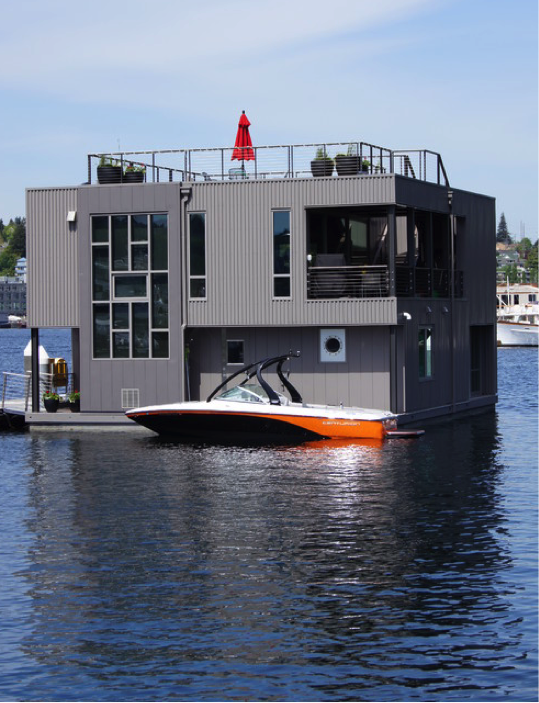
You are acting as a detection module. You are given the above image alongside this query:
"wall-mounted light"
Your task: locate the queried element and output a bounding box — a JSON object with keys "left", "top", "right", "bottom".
{"left": 400, "top": 312, "right": 412, "bottom": 321}
{"left": 426, "top": 306, "right": 432, "bottom": 314}
{"left": 67, "top": 211, "right": 77, "bottom": 222}
{"left": 442, "top": 306, "right": 449, "bottom": 314}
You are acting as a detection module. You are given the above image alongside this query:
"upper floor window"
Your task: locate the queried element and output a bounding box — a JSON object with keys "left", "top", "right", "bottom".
{"left": 273, "top": 210, "right": 291, "bottom": 298}
{"left": 189, "top": 213, "right": 206, "bottom": 299}
{"left": 91, "top": 214, "right": 169, "bottom": 359}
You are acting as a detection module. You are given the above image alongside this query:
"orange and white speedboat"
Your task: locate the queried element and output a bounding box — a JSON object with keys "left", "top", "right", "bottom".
{"left": 126, "top": 352, "right": 422, "bottom": 443}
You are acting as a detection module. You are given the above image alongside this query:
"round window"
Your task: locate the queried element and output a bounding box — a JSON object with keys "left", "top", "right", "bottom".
{"left": 324, "top": 336, "right": 341, "bottom": 354}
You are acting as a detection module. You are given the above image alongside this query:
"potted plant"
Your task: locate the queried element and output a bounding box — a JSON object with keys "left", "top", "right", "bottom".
{"left": 123, "top": 162, "right": 146, "bottom": 183}
{"left": 43, "top": 390, "right": 60, "bottom": 413}
{"left": 310, "top": 147, "right": 334, "bottom": 177}
{"left": 68, "top": 390, "right": 80, "bottom": 412}
{"left": 335, "top": 144, "right": 361, "bottom": 176}
{"left": 97, "top": 156, "right": 123, "bottom": 184}
{"left": 361, "top": 159, "right": 371, "bottom": 173}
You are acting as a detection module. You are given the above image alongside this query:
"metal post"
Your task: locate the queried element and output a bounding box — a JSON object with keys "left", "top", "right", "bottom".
{"left": 387, "top": 205, "right": 396, "bottom": 297}
{"left": 31, "top": 327, "right": 40, "bottom": 412}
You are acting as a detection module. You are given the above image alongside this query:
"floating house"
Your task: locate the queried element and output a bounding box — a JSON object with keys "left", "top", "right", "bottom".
{"left": 25, "top": 138, "right": 497, "bottom": 424}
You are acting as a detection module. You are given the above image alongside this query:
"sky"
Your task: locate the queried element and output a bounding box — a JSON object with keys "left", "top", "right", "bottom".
{"left": 1, "top": 0, "right": 537, "bottom": 239}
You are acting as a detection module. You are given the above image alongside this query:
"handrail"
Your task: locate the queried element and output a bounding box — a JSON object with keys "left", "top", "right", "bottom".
{"left": 88, "top": 141, "right": 449, "bottom": 186}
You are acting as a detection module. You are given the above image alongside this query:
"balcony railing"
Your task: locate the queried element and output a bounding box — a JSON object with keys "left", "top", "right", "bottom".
{"left": 307, "top": 265, "right": 389, "bottom": 299}
{"left": 88, "top": 141, "right": 450, "bottom": 187}
{"left": 396, "top": 267, "right": 464, "bottom": 298}
{"left": 306, "top": 265, "right": 463, "bottom": 300}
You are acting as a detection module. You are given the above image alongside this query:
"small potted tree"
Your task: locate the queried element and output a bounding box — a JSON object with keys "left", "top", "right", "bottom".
{"left": 310, "top": 147, "right": 334, "bottom": 177}
{"left": 97, "top": 156, "right": 123, "bottom": 184}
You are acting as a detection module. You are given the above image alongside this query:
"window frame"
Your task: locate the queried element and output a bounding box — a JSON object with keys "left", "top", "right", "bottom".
{"left": 91, "top": 214, "right": 169, "bottom": 360}
{"left": 272, "top": 209, "right": 291, "bottom": 299}
{"left": 418, "top": 326, "right": 434, "bottom": 380}
{"left": 188, "top": 212, "right": 207, "bottom": 300}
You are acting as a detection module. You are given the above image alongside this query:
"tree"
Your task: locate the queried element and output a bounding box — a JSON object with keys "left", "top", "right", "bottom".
{"left": 9, "top": 217, "right": 26, "bottom": 257}
{"left": 516, "top": 236, "right": 533, "bottom": 260}
{"left": 0, "top": 216, "right": 26, "bottom": 275}
{"left": 496, "top": 213, "right": 512, "bottom": 244}
{"left": 526, "top": 240, "right": 538, "bottom": 284}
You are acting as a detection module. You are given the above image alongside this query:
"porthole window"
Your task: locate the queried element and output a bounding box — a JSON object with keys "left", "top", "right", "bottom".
{"left": 320, "top": 328, "right": 346, "bottom": 362}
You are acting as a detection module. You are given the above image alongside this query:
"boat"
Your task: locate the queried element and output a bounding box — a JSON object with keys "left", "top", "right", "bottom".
{"left": 496, "top": 283, "right": 538, "bottom": 347}
{"left": 126, "top": 352, "right": 422, "bottom": 443}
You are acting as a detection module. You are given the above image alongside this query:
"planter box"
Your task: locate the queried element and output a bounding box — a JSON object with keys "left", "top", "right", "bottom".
{"left": 123, "top": 171, "right": 145, "bottom": 183}
{"left": 43, "top": 397, "right": 59, "bottom": 413}
{"left": 311, "top": 160, "right": 334, "bottom": 177}
{"left": 97, "top": 165, "right": 123, "bottom": 184}
{"left": 335, "top": 155, "right": 360, "bottom": 176}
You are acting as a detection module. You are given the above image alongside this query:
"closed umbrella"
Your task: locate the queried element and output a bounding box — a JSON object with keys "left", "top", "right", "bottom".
{"left": 232, "top": 111, "right": 255, "bottom": 168}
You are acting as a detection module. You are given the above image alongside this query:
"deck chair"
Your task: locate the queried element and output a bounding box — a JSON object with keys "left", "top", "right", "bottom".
{"left": 229, "top": 167, "right": 247, "bottom": 180}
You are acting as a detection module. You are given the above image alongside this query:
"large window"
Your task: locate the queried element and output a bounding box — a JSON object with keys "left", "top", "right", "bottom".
{"left": 273, "top": 210, "right": 291, "bottom": 297}
{"left": 91, "top": 214, "right": 169, "bottom": 359}
{"left": 418, "top": 327, "right": 433, "bottom": 379}
{"left": 189, "top": 213, "right": 206, "bottom": 298}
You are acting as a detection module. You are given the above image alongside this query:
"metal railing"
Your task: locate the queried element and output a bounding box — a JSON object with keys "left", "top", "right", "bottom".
{"left": 396, "top": 267, "right": 464, "bottom": 298}
{"left": 1, "top": 372, "right": 32, "bottom": 413}
{"left": 1, "top": 371, "right": 77, "bottom": 413}
{"left": 307, "top": 265, "right": 389, "bottom": 299}
{"left": 88, "top": 141, "right": 450, "bottom": 187}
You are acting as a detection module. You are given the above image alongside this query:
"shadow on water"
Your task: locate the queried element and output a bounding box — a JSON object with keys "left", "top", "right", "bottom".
{"left": 11, "top": 404, "right": 535, "bottom": 701}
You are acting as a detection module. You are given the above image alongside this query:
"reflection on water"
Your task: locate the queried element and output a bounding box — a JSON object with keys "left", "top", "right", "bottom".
{"left": 3, "top": 405, "right": 533, "bottom": 701}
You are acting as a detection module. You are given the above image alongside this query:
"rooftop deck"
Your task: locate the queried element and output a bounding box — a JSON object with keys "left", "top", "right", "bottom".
{"left": 88, "top": 141, "right": 450, "bottom": 186}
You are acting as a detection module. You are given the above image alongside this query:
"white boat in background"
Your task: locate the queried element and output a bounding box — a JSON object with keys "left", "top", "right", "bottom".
{"left": 496, "top": 283, "right": 538, "bottom": 347}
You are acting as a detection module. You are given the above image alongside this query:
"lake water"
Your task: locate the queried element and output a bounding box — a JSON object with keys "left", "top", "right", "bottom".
{"left": 0, "top": 330, "right": 537, "bottom": 701}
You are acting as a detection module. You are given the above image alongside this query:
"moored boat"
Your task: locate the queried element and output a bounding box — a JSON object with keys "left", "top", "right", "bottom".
{"left": 496, "top": 283, "right": 538, "bottom": 346}
{"left": 126, "top": 352, "right": 421, "bottom": 443}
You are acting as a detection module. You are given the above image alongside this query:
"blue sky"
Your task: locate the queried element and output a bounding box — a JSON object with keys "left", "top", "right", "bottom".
{"left": 1, "top": 0, "right": 537, "bottom": 239}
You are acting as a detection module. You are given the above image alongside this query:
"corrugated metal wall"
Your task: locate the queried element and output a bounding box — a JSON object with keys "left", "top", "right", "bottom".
{"left": 186, "top": 175, "right": 397, "bottom": 327}
{"left": 187, "top": 325, "right": 392, "bottom": 410}
{"left": 26, "top": 187, "right": 80, "bottom": 327}
{"left": 76, "top": 183, "right": 184, "bottom": 412}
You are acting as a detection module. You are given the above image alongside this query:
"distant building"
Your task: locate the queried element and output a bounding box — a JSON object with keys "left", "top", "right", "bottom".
{"left": 0, "top": 276, "right": 26, "bottom": 318}
{"left": 25, "top": 139, "right": 497, "bottom": 421}
{"left": 15, "top": 257, "right": 27, "bottom": 283}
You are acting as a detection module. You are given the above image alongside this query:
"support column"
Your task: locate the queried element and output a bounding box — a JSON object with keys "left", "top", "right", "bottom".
{"left": 31, "top": 327, "right": 40, "bottom": 412}
{"left": 387, "top": 205, "right": 396, "bottom": 297}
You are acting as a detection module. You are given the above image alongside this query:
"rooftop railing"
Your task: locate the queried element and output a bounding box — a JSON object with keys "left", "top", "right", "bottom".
{"left": 88, "top": 141, "right": 450, "bottom": 187}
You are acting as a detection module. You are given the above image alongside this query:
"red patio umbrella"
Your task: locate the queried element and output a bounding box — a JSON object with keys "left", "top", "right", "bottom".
{"left": 232, "top": 110, "right": 255, "bottom": 164}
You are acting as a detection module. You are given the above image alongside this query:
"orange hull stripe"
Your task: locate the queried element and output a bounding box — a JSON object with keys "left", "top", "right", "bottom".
{"left": 132, "top": 409, "right": 386, "bottom": 440}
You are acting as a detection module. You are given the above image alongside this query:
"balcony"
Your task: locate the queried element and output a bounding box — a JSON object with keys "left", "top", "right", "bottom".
{"left": 307, "top": 264, "right": 463, "bottom": 300}
{"left": 87, "top": 141, "right": 450, "bottom": 187}
{"left": 308, "top": 265, "right": 389, "bottom": 299}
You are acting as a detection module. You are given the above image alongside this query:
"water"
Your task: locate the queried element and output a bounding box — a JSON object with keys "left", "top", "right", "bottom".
{"left": 0, "top": 330, "right": 537, "bottom": 701}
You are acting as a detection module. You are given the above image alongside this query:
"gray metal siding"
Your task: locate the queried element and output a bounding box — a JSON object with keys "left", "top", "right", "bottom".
{"left": 188, "top": 325, "right": 392, "bottom": 410}
{"left": 186, "top": 175, "right": 397, "bottom": 327}
{"left": 26, "top": 187, "right": 79, "bottom": 327}
{"left": 77, "top": 183, "right": 184, "bottom": 412}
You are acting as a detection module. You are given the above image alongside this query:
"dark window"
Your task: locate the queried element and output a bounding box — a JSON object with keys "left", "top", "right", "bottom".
{"left": 273, "top": 211, "right": 291, "bottom": 298}
{"left": 91, "top": 214, "right": 169, "bottom": 359}
{"left": 189, "top": 213, "right": 206, "bottom": 298}
{"left": 227, "top": 340, "right": 245, "bottom": 365}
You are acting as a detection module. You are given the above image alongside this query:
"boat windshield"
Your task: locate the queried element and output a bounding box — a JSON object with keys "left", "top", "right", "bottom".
{"left": 215, "top": 384, "right": 268, "bottom": 404}
{"left": 215, "top": 383, "right": 289, "bottom": 405}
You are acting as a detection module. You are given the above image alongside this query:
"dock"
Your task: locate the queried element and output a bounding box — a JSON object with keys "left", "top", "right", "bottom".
{"left": 1, "top": 371, "right": 139, "bottom": 431}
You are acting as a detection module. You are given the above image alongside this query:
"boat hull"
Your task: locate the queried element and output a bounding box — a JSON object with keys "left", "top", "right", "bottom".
{"left": 127, "top": 408, "right": 389, "bottom": 442}
{"left": 497, "top": 321, "right": 538, "bottom": 347}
